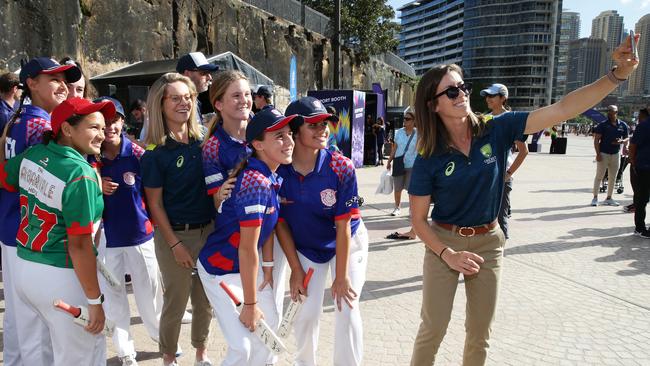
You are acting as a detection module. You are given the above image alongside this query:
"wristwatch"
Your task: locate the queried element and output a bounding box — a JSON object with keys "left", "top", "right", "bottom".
{"left": 87, "top": 293, "right": 104, "bottom": 305}
{"left": 607, "top": 66, "right": 627, "bottom": 84}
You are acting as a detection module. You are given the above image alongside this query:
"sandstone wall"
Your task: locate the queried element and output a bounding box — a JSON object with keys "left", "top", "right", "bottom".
{"left": 0, "top": 0, "right": 414, "bottom": 106}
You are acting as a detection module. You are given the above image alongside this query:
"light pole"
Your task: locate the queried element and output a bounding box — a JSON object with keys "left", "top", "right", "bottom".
{"left": 333, "top": 0, "right": 341, "bottom": 89}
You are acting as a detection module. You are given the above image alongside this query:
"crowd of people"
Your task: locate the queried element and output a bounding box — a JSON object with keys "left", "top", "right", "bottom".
{"left": 0, "top": 52, "right": 367, "bottom": 366}
{"left": 0, "top": 33, "right": 644, "bottom": 366}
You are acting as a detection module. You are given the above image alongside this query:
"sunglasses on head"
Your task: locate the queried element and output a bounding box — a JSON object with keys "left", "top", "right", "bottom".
{"left": 433, "top": 82, "right": 472, "bottom": 100}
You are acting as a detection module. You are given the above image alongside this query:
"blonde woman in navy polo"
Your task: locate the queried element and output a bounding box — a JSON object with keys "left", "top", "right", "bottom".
{"left": 141, "top": 73, "right": 214, "bottom": 366}
{"left": 198, "top": 107, "right": 298, "bottom": 365}
{"left": 408, "top": 37, "right": 639, "bottom": 365}
{"left": 275, "top": 97, "right": 369, "bottom": 366}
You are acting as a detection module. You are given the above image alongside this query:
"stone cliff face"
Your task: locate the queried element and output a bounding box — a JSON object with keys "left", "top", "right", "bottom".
{"left": 0, "top": 0, "right": 413, "bottom": 106}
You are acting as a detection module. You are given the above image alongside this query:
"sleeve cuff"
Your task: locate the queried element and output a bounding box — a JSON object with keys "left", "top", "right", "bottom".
{"left": 240, "top": 219, "right": 263, "bottom": 227}
{"left": 66, "top": 222, "right": 94, "bottom": 235}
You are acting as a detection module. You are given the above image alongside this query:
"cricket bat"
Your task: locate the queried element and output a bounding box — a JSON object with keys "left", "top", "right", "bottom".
{"left": 53, "top": 299, "right": 115, "bottom": 337}
{"left": 219, "top": 281, "right": 287, "bottom": 354}
{"left": 278, "top": 267, "right": 314, "bottom": 338}
{"left": 96, "top": 258, "right": 121, "bottom": 289}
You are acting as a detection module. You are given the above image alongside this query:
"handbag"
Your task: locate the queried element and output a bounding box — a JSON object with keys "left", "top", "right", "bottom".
{"left": 392, "top": 131, "right": 415, "bottom": 177}
{"left": 375, "top": 169, "right": 394, "bottom": 195}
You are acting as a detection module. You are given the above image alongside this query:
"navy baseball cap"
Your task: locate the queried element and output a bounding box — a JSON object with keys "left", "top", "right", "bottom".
{"left": 94, "top": 96, "right": 125, "bottom": 118}
{"left": 176, "top": 52, "right": 219, "bottom": 73}
{"left": 246, "top": 107, "right": 303, "bottom": 143}
{"left": 255, "top": 85, "right": 273, "bottom": 98}
{"left": 19, "top": 57, "right": 82, "bottom": 85}
{"left": 285, "top": 96, "right": 339, "bottom": 127}
{"left": 51, "top": 97, "right": 116, "bottom": 137}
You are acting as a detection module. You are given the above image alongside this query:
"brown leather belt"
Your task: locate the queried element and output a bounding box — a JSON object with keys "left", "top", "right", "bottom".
{"left": 434, "top": 220, "right": 498, "bottom": 237}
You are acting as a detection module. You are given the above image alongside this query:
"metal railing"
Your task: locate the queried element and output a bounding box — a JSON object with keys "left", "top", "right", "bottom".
{"left": 242, "top": 0, "right": 415, "bottom": 77}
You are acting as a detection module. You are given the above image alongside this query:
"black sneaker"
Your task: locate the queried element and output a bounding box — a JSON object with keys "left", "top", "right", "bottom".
{"left": 634, "top": 229, "right": 650, "bottom": 239}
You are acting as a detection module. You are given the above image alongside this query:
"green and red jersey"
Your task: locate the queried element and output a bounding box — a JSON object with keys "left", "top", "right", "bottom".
{"left": 0, "top": 142, "right": 103, "bottom": 268}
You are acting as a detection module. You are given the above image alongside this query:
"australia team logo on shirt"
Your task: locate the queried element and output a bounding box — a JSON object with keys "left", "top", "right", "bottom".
{"left": 320, "top": 189, "right": 337, "bottom": 207}
{"left": 480, "top": 143, "right": 497, "bottom": 164}
{"left": 123, "top": 172, "right": 136, "bottom": 186}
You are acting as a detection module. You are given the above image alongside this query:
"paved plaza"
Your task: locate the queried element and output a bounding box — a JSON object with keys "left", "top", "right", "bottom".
{"left": 1, "top": 135, "right": 649, "bottom": 365}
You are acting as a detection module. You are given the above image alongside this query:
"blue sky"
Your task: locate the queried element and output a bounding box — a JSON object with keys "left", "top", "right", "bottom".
{"left": 387, "top": 0, "right": 646, "bottom": 38}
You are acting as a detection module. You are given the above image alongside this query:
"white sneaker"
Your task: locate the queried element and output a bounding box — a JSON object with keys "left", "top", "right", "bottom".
{"left": 194, "top": 360, "right": 213, "bottom": 366}
{"left": 391, "top": 207, "right": 401, "bottom": 216}
{"left": 590, "top": 198, "right": 598, "bottom": 206}
{"left": 181, "top": 310, "right": 192, "bottom": 324}
{"left": 120, "top": 354, "right": 138, "bottom": 366}
{"left": 603, "top": 198, "right": 619, "bottom": 206}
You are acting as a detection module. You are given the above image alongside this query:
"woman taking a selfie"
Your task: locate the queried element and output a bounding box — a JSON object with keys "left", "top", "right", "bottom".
{"left": 409, "top": 36, "right": 639, "bottom": 365}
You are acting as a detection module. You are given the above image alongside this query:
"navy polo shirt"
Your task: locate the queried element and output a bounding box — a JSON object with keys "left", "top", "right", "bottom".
{"left": 0, "top": 99, "right": 15, "bottom": 132}
{"left": 202, "top": 123, "right": 251, "bottom": 195}
{"left": 199, "top": 158, "right": 281, "bottom": 275}
{"left": 631, "top": 121, "right": 650, "bottom": 170}
{"left": 0, "top": 105, "right": 51, "bottom": 247}
{"left": 409, "top": 112, "right": 528, "bottom": 227}
{"left": 277, "top": 150, "right": 361, "bottom": 263}
{"left": 141, "top": 137, "right": 214, "bottom": 224}
{"left": 594, "top": 119, "right": 629, "bottom": 154}
{"left": 94, "top": 136, "right": 153, "bottom": 247}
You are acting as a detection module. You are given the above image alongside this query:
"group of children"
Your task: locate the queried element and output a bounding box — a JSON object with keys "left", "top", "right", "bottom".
{"left": 0, "top": 57, "right": 368, "bottom": 366}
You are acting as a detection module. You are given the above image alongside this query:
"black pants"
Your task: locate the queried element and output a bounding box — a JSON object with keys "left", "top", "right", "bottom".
{"left": 633, "top": 168, "right": 650, "bottom": 231}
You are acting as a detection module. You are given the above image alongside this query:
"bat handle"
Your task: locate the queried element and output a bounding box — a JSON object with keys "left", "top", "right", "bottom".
{"left": 53, "top": 299, "right": 81, "bottom": 317}
{"left": 219, "top": 281, "right": 242, "bottom": 306}
{"left": 303, "top": 267, "right": 314, "bottom": 289}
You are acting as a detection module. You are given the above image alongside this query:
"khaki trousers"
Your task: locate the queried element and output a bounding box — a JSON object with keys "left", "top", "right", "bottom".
{"left": 411, "top": 224, "right": 505, "bottom": 366}
{"left": 592, "top": 152, "right": 620, "bottom": 197}
{"left": 155, "top": 225, "right": 213, "bottom": 355}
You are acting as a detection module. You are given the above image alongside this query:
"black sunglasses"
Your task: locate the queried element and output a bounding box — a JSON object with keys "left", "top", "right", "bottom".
{"left": 433, "top": 82, "right": 472, "bottom": 100}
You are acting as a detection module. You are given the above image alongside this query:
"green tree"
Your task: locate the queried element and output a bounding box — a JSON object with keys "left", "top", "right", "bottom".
{"left": 303, "top": 0, "right": 400, "bottom": 62}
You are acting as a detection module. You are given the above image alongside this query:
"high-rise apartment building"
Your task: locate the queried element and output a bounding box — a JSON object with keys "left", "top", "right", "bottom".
{"left": 629, "top": 14, "right": 650, "bottom": 96}
{"left": 591, "top": 10, "right": 624, "bottom": 70}
{"left": 555, "top": 10, "right": 580, "bottom": 97}
{"left": 566, "top": 38, "right": 607, "bottom": 92}
{"left": 397, "top": 0, "right": 464, "bottom": 76}
{"left": 462, "top": 0, "right": 562, "bottom": 110}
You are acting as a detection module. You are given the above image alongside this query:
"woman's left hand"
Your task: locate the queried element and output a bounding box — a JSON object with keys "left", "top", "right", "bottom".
{"left": 613, "top": 34, "right": 640, "bottom": 79}
{"left": 258, "top": 266, "right": 274, "bottom": 291}
{"left": 331, "top": 276, "right": 357, "bottom": 311}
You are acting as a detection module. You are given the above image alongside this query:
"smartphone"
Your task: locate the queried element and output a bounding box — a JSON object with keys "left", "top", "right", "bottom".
{"left": 630, "top": 30, "right": 638, "bottom": 60}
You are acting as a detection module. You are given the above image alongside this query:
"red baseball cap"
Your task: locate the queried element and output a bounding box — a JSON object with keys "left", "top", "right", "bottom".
{"left": 51, "top": 97, "right": 116, "bottom": 137}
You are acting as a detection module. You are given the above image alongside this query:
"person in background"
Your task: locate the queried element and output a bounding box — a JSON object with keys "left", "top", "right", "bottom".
{"left": 480, "top": 83, "right": 529, "bottom": 240}
{"left": 624, "top": 108, "right": 649, "bottom": 213}
{"left": 141, "top": 73, "right": 214, "bottom": 366}
{"left": 59, "top": 57, "right": 96, "bottom": 100}
{"left": 591, "top": 104, "right": 629, "bottom": 207}
{"left": 374, "top": 116, "right": 386, "bottom": 166}
{"left": 176, "top": 52, "right": 219, "bottom": 125}
{"left": 386, "top": 109, "right": 418, "bottom": 239}
{"left": 629, "top": 107, "right": 650, "bottom": 238}
{"left": 253, "top": 85, "right": 273, "bottom": 112}
{"left": 0, "top": 72, "right": 21, "bottom": 131}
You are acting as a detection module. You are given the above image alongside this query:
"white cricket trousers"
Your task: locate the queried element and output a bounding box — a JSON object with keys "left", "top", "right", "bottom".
{"left": 198, "top": 261, "right": 279, "bottom": 365}
{"left": 293, "top": 221, "right": 369, "bottom": 366}
{"left": 98, "top": 234, "right": 163, "bottom": 358}
{"left": 272, "top": 237, "right": 288, "bottom": 321}
{"left": 2, "top": 242, "right": 52, "bottom": 366}
{"left": 14, "top": 256, "right": 106, "bottom": 366}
